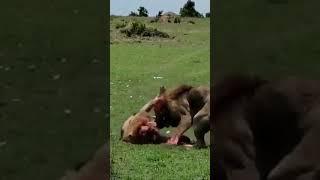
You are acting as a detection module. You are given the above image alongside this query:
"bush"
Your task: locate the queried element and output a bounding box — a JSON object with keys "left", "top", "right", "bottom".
{"left": 174, "top": 17, "right": 181, "bottom": 23}
{"left": 120, "top": 21, "right": 170, "bottom": 38}
{"left": 129, "top": 11, "right": 138, "bottom": 17}
{"left": 115, "top": 21, "right": 128, "bottom": 29}
{"left": 129, "top": 21, "right": 146, "bottom": 35}
{"left": 188, "top": 20, "right": 195, "bottom": 24}
{"left": 205, "top": 12, "right": 210, "bottom": 18}
{"left": 141, "top": 28, "right": 170, "bottom": 38}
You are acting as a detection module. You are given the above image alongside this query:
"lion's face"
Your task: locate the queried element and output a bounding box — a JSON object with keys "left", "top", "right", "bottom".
{"left": 121, "top": 113, "right": 160, "bottom": 144}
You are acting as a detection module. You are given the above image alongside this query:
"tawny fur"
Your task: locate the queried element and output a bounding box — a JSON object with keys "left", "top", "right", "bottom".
{"left": 154, "top": 85, "right": 210, "bottom": 148}
{"left": 120, "top": 99, "right": 192, "bottom": 145}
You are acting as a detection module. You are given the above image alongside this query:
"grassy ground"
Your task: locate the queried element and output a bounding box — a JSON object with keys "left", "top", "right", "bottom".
{"left": 214, "top": 0, "right": 320, "bottom": 79}
{"left": 0, "top": 1, "right": 106, "bottom": 179}
{"left": 110, "top": 16, "right": 210, "bottom": 179}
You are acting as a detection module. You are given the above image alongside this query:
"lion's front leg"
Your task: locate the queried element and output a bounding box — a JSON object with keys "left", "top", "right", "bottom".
{"left": 167, "top": 114, "right": 192, "bottom": 145}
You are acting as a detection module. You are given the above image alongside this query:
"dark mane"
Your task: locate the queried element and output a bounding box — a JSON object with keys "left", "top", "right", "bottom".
{"left": 167, "top": 84, "right": 193, "bottom": 99}
{"left": 213, "top": 74, "right": 268, "bottom": 115}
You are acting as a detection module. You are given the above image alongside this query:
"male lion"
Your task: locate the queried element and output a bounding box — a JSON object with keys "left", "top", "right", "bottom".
{"left": 213, "top": 74, "right": 266, "bottom": 180}
{"left": 153, "top": 85, "right": 210, "bottom": 148}
{"left": 120, "top": 100, "right": 192, "bottom": 145}
{"left": 213, "top": 74, "right": 320, "bottom": 180}
{"left": 249, "top": 77, "right": 320, "bottom": 180}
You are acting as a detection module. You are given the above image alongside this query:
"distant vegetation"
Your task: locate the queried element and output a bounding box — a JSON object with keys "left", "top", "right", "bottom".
{"left": 115, "top": 20, "right": 128, "bottom": 29}
{"left": 138, "top": 7, "right": 148, "bottom": 17}
{"left": 188, "top": 20, "right": 195, "bottom": 24}
{"left": 117, "top": 1, "right": 207, "bottom": 39}
{"left": 150, "top": 10, "right": 163, "bottom": 23}
{"left": 110, "top": 15, "right": 210, "bottom": 179}
{"left": 156, "top": 10, "right": 163, "bottom": 18}
{"left": 120, "top": 21, "right": 170, "bottom": 38}
{"left": 174, "top": 16, "right": 181, "bottom": 24}
{"left": 180, "top": 0, "right": 204, "bottom": 18}
{"left": 128, "top": 1, "right": 205, "bottom": 19}
{"left": 129, "top": 11, "right": 138, "bottom": 17}
{"left": 129, "top": 6, "right": 149, "bottom": 17}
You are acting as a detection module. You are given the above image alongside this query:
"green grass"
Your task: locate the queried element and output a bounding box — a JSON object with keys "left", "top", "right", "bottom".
{"left": 0, "top": 1, "right": 106, "bottom": 179}
{"left": 110, "top": 16, "right": 210, "bottom": 179}
{"left": 214, "top": 0, "right": 320, "bottom": 79}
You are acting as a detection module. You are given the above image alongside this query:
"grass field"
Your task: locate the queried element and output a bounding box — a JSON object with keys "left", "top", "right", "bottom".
{"left": 0, "top": 2, "right": 106, "bottom": 179}
{"left": 110, "top": 16, "right": 210, "bottom": 179}
{"left": 214, "top": 0, "right": 320, "bottom": 79}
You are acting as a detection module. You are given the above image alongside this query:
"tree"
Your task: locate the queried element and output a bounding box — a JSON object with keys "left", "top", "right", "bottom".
{"left": 129, "top": 11, "right": 138, "bottom": 17}
{"left": 138, "top": 6, "right": 148, "bottom": 17}
{"left": 179, "top": 0, "right": 203, "bottom": 18}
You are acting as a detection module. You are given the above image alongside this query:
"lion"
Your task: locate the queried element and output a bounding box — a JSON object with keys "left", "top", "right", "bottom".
{"left": 120, "top": 100, "right": 193, "bottom": 145}
{"left": 152, "top": 85, "right": 210, "bottom": 148}
{"left": 120, "top": 111, "right": 164, "bottom": 144}
{"left": 212, "top": 74, "right": 267, "bottom": 179}
{"left": 250, "top": 78, "right": 320, "bottom": 180}
{"left": 213, "top": 74, "right": 320, "bottom": 180}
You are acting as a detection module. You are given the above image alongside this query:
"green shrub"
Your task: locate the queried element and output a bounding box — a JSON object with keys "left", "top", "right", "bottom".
{"left": 129, "top": 11, "right": 138, "bottom": 17}
{"left": 115, "top": 21, "right": 127, "bottom": 29}
{"left": 174, "top": 17, "right": 181, "bottom": 23}
{"left": 120, "top": 21, "right": 170, "bottom": 38}
{"left": 150, "top": 19, "right": 157, "bottom": 23}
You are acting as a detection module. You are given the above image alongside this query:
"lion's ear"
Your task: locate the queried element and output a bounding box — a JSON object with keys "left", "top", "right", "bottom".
{"left": 159, "top": 86, "right": 166, "bottom": 95}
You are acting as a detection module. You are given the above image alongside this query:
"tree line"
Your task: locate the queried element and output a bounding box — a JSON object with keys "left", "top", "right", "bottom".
{"left": 129, "top": 0, "right": 210, "bottom": 18}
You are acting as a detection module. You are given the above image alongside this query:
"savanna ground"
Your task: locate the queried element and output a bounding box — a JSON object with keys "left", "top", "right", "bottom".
{"left": 0, "top": 2, "right": 106, "bottom": 179}
{"left": 214, "top": 0, "right": 320, "bottom": 79}
{"left": 110, "top": 16, "right": 210, "bottom": 179}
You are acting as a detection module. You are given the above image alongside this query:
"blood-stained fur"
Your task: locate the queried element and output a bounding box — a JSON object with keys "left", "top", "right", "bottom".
{"left": 120, "top": 100, "right": 192, "bottom": 145}
{"left": 121, "top": 111, "right": 164, "bottom": 144}
{"left": 153, "top": 85, "right": 210, "bottom": 148}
